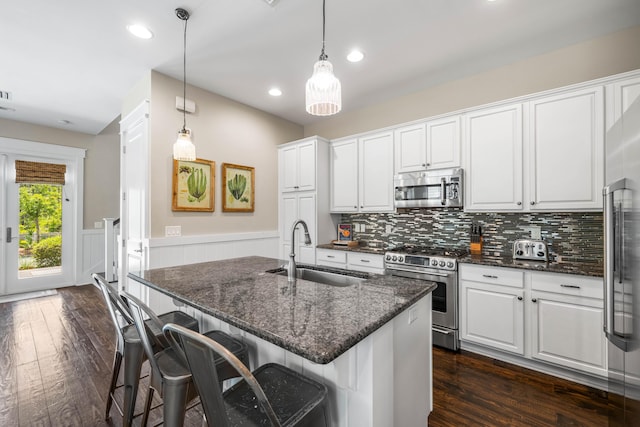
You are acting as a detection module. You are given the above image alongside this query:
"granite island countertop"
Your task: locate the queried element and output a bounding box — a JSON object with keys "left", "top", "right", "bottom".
{"left": 460, "top": 254, "right": 604, "bottom": 278}
{"left": 128, "top": 256, "right": 436, "bottom": 364}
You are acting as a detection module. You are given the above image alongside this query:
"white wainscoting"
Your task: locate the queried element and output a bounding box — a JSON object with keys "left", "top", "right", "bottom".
{"left": 79, "top": 228, "right": 105, "bottom": 284}
{"left": 147, "top": 230, "right": 280, "bottom": 269}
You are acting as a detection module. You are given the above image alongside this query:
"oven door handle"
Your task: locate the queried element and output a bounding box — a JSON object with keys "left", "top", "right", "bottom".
{"left": 433, "top": 326, "right": 454, "bottom": 335}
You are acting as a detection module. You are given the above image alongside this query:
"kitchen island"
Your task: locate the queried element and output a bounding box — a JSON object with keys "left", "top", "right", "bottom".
{"left": 127, "top": 256, "right": 435, "bottom": 427}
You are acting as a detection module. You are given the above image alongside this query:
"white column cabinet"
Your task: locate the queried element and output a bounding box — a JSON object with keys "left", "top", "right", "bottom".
{"left": 278, "top": 137, "right": 334, "bottom": 263}
{"left": 394, "top": 116, "right": 460, "bottom": 173}
{"left": 330, "top": 132, "right": 394, "bottom": 213}
{"left": 464, "top": 103, "right": 524, "bottom": 211}
{"left": 528, "top": 87, "right": 604, "bottom": 211}
{"left": 606, "top": 74, "right": 640, "bottom": 130}
{"left": 279, "top": 139, "right": 316, "bottom": 193}
{"left": 459, "top": 264, "right": 607, "bottom": 378}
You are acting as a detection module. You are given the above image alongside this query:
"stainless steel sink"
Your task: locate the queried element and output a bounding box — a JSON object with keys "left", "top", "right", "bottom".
{"left": 267, "top": 267, "right": 367, "bottom": 287}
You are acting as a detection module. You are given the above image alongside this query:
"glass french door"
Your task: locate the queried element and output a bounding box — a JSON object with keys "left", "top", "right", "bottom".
{"left": 2, "top": 154, "right": 74, "bottom": 296}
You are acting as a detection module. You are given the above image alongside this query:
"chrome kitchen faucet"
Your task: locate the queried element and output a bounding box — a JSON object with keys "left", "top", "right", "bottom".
{"left": 288, "top": 219, "right": 311, "bottom": 281}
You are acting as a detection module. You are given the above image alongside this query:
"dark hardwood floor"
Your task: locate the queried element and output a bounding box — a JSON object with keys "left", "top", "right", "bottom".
{"left": 0, "top": 285, "right": 616, "bottom": 426}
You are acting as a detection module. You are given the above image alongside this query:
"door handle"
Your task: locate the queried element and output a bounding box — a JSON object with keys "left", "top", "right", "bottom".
{"left": 6, "top": 227, "right": 17, "bottom": 243}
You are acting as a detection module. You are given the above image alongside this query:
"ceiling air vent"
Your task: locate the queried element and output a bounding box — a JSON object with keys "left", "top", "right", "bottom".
{"left": 0, "top": 90, "right": 12, "bottom": 101}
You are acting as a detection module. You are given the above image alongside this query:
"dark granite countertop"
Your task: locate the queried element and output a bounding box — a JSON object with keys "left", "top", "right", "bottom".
{"left": 128, "top": 256, "right": 436, "bottom": 364}
{"left": 316, "top": 242, "right": 387, "bottom": 255}
{"left": 460, "top": 254, "right": 604, "bottom": 278}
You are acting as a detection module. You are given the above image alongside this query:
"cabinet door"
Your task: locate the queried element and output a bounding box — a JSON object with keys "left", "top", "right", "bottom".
{"left": 280, "top": 145, "right": 299, "bottom": 192}
{"left": 359, "top": 131, "right": 395, "bottom": 212}
{"left": 426, "top": 116, "right": 460, "bottom": 170}
{"left": 297, "top": 140, "right": 316, "bottom": 192}
{"left": 330, "top": 139, "right": 359, "bottom": 212}
{"left": 528, "top": 87, "right": 604, "bottom": 210}
{"left": 394, "top": 123, "right": 427, "bottom": 173}
{"left": 530, "top": 292, "right": 606, "bottom": 376}
{"left": 280, "top": 192, "right": 316, "bottom": 264}
{"left": 464, "top": 104, "right": 524, "bottom": 211}
{"left": 459, "top": 280, "right": 524, "bottom": 355}
{"left": 607, "top": 75, "right": 640, "bottom": 129}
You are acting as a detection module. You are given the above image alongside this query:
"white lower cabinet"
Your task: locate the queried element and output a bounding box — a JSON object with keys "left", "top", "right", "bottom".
{"left": 459, "top": 267, "right": 525, "bottom": 355}
{"left": 459, "top": 264, "right": 607, "bottom": 378}
{"left": 315, "top": 248, "right": 384, "bottom": 274}
{"left": 529, "top": 272, "right": 606, "bottom": 376}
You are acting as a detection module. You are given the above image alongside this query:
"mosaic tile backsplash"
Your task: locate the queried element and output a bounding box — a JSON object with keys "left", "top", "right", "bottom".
{"left": 340, "top": 209, "right": 603, "bottom": 263}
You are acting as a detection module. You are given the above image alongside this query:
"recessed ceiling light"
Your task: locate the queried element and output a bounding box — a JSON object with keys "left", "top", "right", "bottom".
{"left": 347, "top": 49, "right": 364, "bottom": 63}
{"left": 127, "top": 24, "right": 154, "bottom": 39}
{"left": 269, "top": 88, "right": 282, "bottom": 97}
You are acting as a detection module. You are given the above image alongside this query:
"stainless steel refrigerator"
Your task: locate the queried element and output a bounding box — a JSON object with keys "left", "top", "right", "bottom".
{"left": 604, "top": 95, "right": 640, "bottom": 425}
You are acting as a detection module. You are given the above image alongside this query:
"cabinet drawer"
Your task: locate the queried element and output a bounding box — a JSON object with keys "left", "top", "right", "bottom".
{"left": 459, "top": 264, "right": 524, "bottom": 288}
{"left": 531, "top": 272, "right": 602, "bottom": 300}
{"left": 347, "top": 252, "right": 384, "bottom": 269}
{"left": 316, "top": 249, "right": 347, "bottom": 264}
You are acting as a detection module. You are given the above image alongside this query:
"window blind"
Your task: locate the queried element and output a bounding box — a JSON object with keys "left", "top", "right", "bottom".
{"left": 15, "top": 160, "right": 66, "bottom": 185}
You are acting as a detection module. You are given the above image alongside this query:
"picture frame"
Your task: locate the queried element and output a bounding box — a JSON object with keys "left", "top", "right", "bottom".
{"left": 222, "top": 163, "right": 255, "bottom": 212}
{"left": 172, "top": 158, "right": 215, "bottom": 212}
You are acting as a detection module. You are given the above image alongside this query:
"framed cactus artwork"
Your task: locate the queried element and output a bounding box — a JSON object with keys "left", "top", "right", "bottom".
{"left": 222, "top": 163, "right": 255, "bottom": 212}
{"left": 172, "top": 158, "right": 215, "bottom": 212}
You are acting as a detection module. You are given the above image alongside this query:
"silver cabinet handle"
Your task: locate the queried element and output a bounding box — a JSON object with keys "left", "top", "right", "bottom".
{"left": 421, "top": 163, "right": 426, "bottom": 167}
{"left": 530, "top": 201, "right": 536, "bottom": 205}
{"left": 327, "top": 255, "right": 335, "bottom": 258}
{"left": 482, "top": 274, "right": 498, "bottom": 279}
{"left": 440, "top": 177, "right": 446, "bottom": 205}
{"left": 560, "top": 284, "right": 580, "bottom": 289}
{"left": 353, "top": 206, "right": 357, "bottom": 209}
{"left": 360, "top": 259, "right": 370, "bottom": 263}
{"left": 426, "top": 163, "right": 431, "bottom": 167}
{"left": 432, "top": 326, "right": 453, "bottom": 335}
{"left": 532, "top": 298, "right": 537, "bottom": 303}
{"left": 133, "top": 249, "right": 142, "bottom": 253}
{"left": 517, "top": 201, "right": 522, "bottom": 206}
{"left": 517, "top": 296, "right": 523, "bottom": 301}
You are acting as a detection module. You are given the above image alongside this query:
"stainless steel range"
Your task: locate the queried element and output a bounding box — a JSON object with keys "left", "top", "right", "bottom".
{"left": 384, "top": 245, "right": 466, "bottom": 351}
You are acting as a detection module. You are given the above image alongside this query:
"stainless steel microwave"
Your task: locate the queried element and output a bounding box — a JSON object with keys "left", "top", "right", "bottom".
{"left": 394, "top": 168, "right": 463, "bottom": 208}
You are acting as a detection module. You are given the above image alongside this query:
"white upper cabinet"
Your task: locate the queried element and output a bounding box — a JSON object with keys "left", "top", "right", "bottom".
{"left": 464, "top": 103, "right": 524, "bottom": 211}
{"left": 330, "top": 138, "right": 359, "bottom": 212}
{"left": 359, "top": 131, "right": 395, "bottom": 212}
{"left": 464, "top": 86, "right": 604, "bottom": 212}
{"left": 394, "top": 116, "right": 460, "bottom": 173}
{"left": 528, "top": 86, "right": 604, "bottom": 211}
{"left": 606, "top": 74, "right": 640, "bottom": 129}
{"left": 331, "top": 131, "right": 395, "bottom": 213}
{"left": 280, "top": 139, "right": 316, "bottom": 192}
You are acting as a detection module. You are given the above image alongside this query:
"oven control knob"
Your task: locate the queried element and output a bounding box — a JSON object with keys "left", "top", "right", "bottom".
{"left": 431, "top": 260, "right": 438, "bottom": 266}
{"left": 398, "top": 256, "right": 404, "bottom": 262}
{"left": 516, "top": 250, "right": 524, "bottom": 256}
{"left": 386, "top": 255, "right": 391, "bottom": 261}
{"left": 439, "top": 261, "right": 446, "bottom": 267}
{"left": 537, "top": 251, "right": 545, "bottom": 257}
{"left": 447, "top": 262, "right": 454, "bottom": 268}
{"left": 392, "top": 256, "right": 398, "bottom": 261}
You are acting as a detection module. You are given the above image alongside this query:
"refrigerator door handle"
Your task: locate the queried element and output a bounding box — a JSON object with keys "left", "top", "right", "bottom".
{"left": 603, "top": 178, "right": 628, "bottom": 351}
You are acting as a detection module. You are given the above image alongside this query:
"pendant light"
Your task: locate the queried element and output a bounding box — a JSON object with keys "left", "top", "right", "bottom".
{"left": 305, "top": 0, "right": 341, "bottom": 116}
{"left": 173, "top": 7, "right": 196, "bottom": 161}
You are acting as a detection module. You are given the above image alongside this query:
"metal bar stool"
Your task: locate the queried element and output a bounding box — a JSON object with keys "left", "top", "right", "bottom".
{"left": 93, "top": 273, "right": 200, "bottom": 426}
{"left": 163, "top": 323, "right": 329, "bottom": 427}
{"left": 123, "top": 292, "right": 248, "bottom": 427}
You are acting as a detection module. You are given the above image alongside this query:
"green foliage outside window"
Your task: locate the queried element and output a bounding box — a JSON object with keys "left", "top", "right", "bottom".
{"left": 32, "top": 235, "right": 62, "bottom": 268}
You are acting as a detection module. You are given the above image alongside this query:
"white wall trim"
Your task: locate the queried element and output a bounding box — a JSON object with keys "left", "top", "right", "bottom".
{"left": 0, "top": 137, "right": 87, "bottom": 159}
{"left": 149, "top": 230, "right": 279, "bottom": 247}
{"left": 78, "top": 228, "right": 104, "bottom": 285}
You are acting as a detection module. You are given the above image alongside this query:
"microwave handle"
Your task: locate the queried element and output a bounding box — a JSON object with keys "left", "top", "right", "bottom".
{"left": 440, "top": 177, "right": 446, "bottom": 205}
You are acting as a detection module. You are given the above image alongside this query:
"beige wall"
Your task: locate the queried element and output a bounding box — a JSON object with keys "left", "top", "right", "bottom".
{"left": 0, "top": 117, "right": 120, "bottom": 229}
{"left": 305, "top": 26, "right": 640, "bottom": 139}
{"left": 148, "top": 71, "right": 303, "bottom": 238}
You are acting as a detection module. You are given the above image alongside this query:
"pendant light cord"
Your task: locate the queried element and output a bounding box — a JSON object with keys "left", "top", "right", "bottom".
{"left": 319, "top": 0, "right": 327, "bottom": 61}
{"left": 182, "top": 15, "right": 188, "bottom": 132}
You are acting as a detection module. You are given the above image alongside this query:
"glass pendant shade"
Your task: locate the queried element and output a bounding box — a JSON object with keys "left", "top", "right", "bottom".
{"left": 305, "top": 59, "right": 342, "bottom": 116}
{"left": 173, "top": 129, "right": 196, "bottom": 161}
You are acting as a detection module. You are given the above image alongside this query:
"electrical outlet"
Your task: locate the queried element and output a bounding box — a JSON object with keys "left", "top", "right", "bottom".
{"left": 530, "top": 226, "right": 541, "bottom": 239}
{"left": 361, "top": 224, "right": 366, "bottom": 232}
{"left": 165, "top": 226, "right": 181, "bottom": 237}
{"left": 385, "top": 225, "right": 393, "bottom": 234}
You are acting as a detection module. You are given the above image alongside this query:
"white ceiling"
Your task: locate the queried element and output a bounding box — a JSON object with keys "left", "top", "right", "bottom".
{"left": 2, "top": 0, "right": 639, "bottom": 135}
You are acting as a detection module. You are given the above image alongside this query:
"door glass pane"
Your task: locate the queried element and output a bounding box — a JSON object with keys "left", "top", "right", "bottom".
{"left": 18, "top": 183, "right": 62, "bottom": 279}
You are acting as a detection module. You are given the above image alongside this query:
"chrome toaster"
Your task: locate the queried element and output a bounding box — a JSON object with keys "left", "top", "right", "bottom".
{"left": 513, "top": 239, "right": 548, "bottom": 261}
